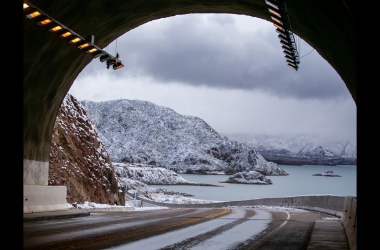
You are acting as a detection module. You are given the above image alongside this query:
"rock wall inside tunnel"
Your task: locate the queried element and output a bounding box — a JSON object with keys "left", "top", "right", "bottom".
{"left": 23, "top": 0, "right": 356, "bottom": 213}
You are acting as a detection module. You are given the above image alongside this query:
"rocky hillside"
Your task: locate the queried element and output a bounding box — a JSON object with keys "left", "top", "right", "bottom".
{"left": 48, "top": 94, "right": 288, "bottom": 206}
{"left": 81, "top": 99, "right": 288, "bottom": 176}
{"left": 48, "top": 94, "right": 126, "bottom": 205}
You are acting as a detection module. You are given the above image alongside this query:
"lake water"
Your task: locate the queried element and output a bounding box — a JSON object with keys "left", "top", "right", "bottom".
{"left": 148, "top": 165, "right": 357, "bottom": 202}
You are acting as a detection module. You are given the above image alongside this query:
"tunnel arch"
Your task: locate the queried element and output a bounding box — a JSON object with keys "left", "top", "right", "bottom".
{"left": 23, "top": 0, "right": 356, "bottom": 212}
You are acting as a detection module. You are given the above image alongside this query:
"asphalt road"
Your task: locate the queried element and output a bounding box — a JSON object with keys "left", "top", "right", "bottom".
{"left": 23, "top": 207, "right": 341, "bottom": 250}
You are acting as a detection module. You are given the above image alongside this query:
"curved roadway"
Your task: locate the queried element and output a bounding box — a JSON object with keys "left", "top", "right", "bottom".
{"left": 23, "top": 207, "right": 340, "bottom": 250}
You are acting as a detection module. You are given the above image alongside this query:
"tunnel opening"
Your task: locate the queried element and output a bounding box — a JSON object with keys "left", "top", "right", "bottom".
{"left": 23, "top": 0, "right": 356, "bottom": 214}
{"left": 65, "top": 13, "right": 356, "bottom": 204}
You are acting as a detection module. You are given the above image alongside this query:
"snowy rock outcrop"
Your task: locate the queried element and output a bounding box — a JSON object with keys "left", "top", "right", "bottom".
{"left": 219, "top": 171, "right": 273, "bottom": 185}
{"left": 312, "top": 170, "right": 341, "bottom": 177}
{"left": 113, "top": 162, "right": 197, "bottom": 185}
{"left": 118, "top": 171, "right": 219, "bottom": 204}
{"left": 81, "top": 99, "right": 288, "bottom": 176}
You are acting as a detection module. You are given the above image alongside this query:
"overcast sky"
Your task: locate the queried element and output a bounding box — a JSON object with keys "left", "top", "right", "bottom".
{"left": 69, "top": 14, "right": 356, "bottom": 145}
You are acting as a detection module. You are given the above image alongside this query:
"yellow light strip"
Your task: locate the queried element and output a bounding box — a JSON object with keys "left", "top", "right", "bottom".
{"left": 70, "top": 37, "right": 81, "bottom": 43}
{"left": 269, "top": 8, "right": 281, "bottom": 17}
{"left": 273, "top": 23, "right": 284, "bottom": 31}
{"left": 49, "top": 25, "right": 62, "bottom": 32}
{"left": 60, "top": 32, "right": 72, "bottom": 38}
{"left": 271, "top": 16, "right": 283, "bottom": 25}
{"left": 78, "top": 43, "right": 90, "bottom": 49}
{"left": 23, "top": 2, "right": 122, "bottom": 69}
{"left": 38, "top": 19, "right": 51, "bottom": 25}
{"left": 27, "top": 11, "right": 41, "bottom": 19}
{"left": 87, "top": 48, "right": 98, "bottom": 53}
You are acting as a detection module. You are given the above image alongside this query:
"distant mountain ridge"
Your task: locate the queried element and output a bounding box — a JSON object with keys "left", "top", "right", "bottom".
{"left": 225, "top": 134, "right": 356, "bottom": 166}
{"left": 81, "top": 98, "right": 287, "bottom": 176}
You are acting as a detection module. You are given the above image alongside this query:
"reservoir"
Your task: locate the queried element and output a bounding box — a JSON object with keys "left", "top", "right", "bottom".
{"left": 148, "top": 164, "right": 357, "bottom": 202}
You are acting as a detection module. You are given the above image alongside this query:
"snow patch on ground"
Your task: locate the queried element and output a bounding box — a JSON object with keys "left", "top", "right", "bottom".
{"left": 225, "top": 205, "right": 306, "bottom": 211}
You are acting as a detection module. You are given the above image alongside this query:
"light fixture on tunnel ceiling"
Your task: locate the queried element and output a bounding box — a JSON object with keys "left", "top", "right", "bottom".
{"left": 86, "top": 47, "right": 98, "bottom": 54}
{"left": 281, "top": 43, "right": 291, "bottom": 50}
{"left": 99, "top": 54, "right": 112, "bottom": 62}
{"left": 23, "top": 0, "right": 124, "bottom": 70}
{"left": 268, "top": 7, "right": 281, "bottom": 18}
{"left": 287, "top": 61, "right": 297, "bottom": 68}
{"left": 278, "top": 34, "right": 289, "bottom": 43}
{"left": 58, "top": 31, "right": 72, "bottom": 38}
{"left": 265, "top": 0, "right": 300, "bottom": 71}
{"left": 283, "top": 47, "right": 293, "bottom": 55}
{"left": 285, "top": 55, "right": 297, "bottom": 63}
{"left": 77, "top": 42, "right": 90, "bottom": 49}
{"left": 265, "top": 0, "right": 279, "bottom": 10}
{"left": 26, "top": 11, "right": 41, "bottom": 19}
{"left": 68, "top": 37, "right": 81, "bottom": 44}
{"left": 113, "top": 62, "right": 124, "bottom": 70}
{"left": 24, "top": 3, "right": 41, "bottom": 19}
{"left": 36, "top": 17, "right": 52, "bottom": 26}
{"left": 280, "top": 39, "right": 291, "bottom": 48}
{"left": 49, "top": 25, "right": 62, "bottom": 32}
{"left": 273, "top": 23, "right": 284, "bottom": 31}
{"left": 271, "top": 16, "right": 283, "bottom": 25}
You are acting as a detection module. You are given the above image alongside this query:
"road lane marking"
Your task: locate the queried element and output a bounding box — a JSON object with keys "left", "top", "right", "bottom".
{"left": 249, "top": 211, "right": 290, "bottom": 250}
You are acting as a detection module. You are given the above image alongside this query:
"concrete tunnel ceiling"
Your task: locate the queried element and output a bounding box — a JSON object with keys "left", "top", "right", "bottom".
{"left": 23, "top": 0, "right": 356, "bottom": 165}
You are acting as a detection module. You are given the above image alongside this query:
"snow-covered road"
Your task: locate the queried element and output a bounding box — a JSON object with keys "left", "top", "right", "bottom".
{"left": 108, "top": 208, "right": 272, "bottom": 250}
{"left": 24, "top": 206, "right": 331, "bottom": 250}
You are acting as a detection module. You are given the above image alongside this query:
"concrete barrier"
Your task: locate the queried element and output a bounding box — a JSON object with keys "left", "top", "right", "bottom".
{"left": 90, "top": 206, "right": 135, "bottom": 212}
{"left": 340, "top": 196, "right": 357, "bottom": 250}
{"left": 142, "top": 195, "right": 356, "bottom": 250}
{"left": 142, "top": 195, "right": 345, "bottom": 216}
{"left": 126, "top": 200, "right": 141, "bottom": 207}
{"left": 24, "top": 185, "right": 68, "bottom": 213}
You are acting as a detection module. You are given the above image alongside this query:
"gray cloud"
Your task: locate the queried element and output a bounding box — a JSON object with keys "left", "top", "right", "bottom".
{"left": 72, "top": 14, "right": 356, "bottom": 145}
{"left": 80, "top": 14, "right": 351, "bottom": 101}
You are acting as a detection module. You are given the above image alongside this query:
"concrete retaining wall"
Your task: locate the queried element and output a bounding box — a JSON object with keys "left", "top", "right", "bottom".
{"left": 24, "top": 185, "right": 68, "bottom": 213}
{"left": 340, "top": 196, "right": 357, "bottom": 250}
{"left": 90, "top": 206, "right": 135, "bottom": 212}
{"left": 143, "top": 195, "right": 345, "bottom": 217}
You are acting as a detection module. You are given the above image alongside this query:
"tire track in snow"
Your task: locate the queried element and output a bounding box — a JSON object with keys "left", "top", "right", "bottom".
{"left": 107, "top": 209, "right": 271, "bottom": 250}
{"left": 188, "top": 209, "right": 272, "bottom": 250}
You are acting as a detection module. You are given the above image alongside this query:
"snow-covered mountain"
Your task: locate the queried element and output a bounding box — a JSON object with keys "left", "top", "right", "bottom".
{"left": 224, "top": 134, "right": 356, "bottom": 166}
{"left": 49, "top": 94, "right": 221, "bottom": 205}
{"left": 81, "top": 99, "right": 287, "bottom": 176}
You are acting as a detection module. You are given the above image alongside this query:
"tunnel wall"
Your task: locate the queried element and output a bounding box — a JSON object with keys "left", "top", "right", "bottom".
{"left": 340, "top": 196, "right": 357, "bottom": 250}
